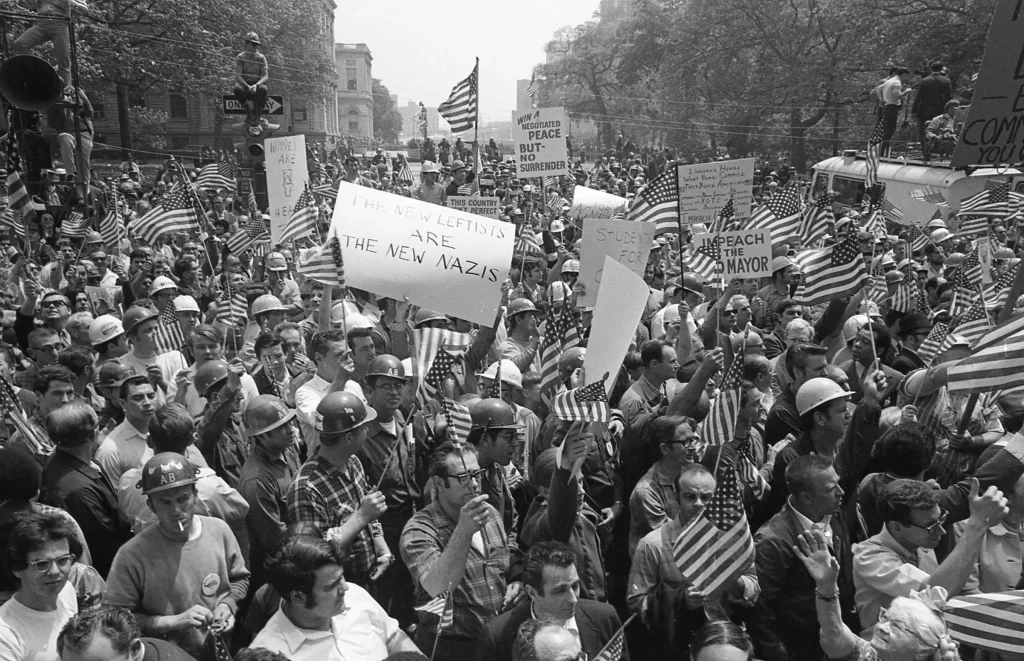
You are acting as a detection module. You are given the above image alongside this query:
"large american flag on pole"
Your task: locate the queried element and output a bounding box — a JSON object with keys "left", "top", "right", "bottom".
{"left": 133, "top": 188, "right": 200, "bottom": 245}
{"left": 792, "top": 235, "right": 867, "bottom": 306}
{"left": 686, "top": 234, "right": 721, "bottom": 280}
{"left": 626, "top": 169, "right": 679, "bottom": 236}
{"left": 866, "top": 115, "right": 884, "bottom": 189}
{"left": 195, "top": 160, "right": 236, "bottom": 191}
{"left": 538, "top": 304, "right": 581, "bottom": 396}
{"left": 946, "top": 313, "right": 1024, "bottom": 394}
{"left": 745, "top": 183, "right": 802, "bottom": 249}
{"left": 800, "top": 193, "right": 833, "bottom": 247}
{"left": 960, "top": 182, "right": 1011, "bottom": 216}
{"left": 951, "top": 300, "right": 990, "bottom": 347}
{"left": 438, "top": 60, "right": 478, "bottom": 134}
{"left": 296, "top": 233, "right": 345, "bottom": 287}
{"left": 279, "top": 187, "right": 318, "bottom": 244}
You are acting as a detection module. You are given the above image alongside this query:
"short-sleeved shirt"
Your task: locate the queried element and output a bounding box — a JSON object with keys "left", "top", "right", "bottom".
{"left": 852, "top": 526, "right": 939, "bottom": 632}
{"left": 628, "top": 461, "right": 678, "bottom": 555}
{"left": 0, "top": 582, "right": 77, "bottom": 661}
{"left": 94, "top": 418, "right": 150, "bottom": 486}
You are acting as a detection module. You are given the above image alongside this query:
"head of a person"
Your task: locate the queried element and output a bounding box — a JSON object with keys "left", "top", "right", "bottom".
{"left": 34, "top": 365, "right": 76, "bottom": 417}
{"left": 141, "top": 453, "right": 200, "bottom": 536}
{"left": 428, "top": 442, "right": 483, "bottom": 513}
{"left": 733, "top": 329, "right": 764, "bottom": 356}
{"left": 523, "top": 259, "right": 545, "bottom": 285}
{"left": 274, "top": 321, "right": 305, "bottom": 360}
{"left": 776, "top": 300, "right": 803, "bottom": 331}
{"left": 365, "top": 357, "right": 406, "bottom": 416}
{"left": 874, "top": 423, "right": 935, "bottom": 479}
{"left": 787, "top": 455, "right": 843, "bottom": 520}
{"left": 689, "top": 620, "right": 755, "bottom": 661}
{"left": 512, "top": 617, "right": 583, "bottom": 661}
{"left": 649, "top": 414, "right": 702, "bottom": 467}
{"left": 797, "top": 377, "right": 852, "bottom": 435}
{"left": 254, "top": 332, "right": 286, "bottom": 377}
{"left": 57, "top": 607, "right": 148, "bottom": 661}
{"left": 147, "top": 403, "right": 196, "bottom": 455}
{"left": 729, "top": 295, "right": 751, "bottom": 329}
{"left": 189, "top": 324, "right": 224, "bottom": 366}
{"left": 119, "top": 375, "right": 157, "bottom": 427}
{"left": 346, "top": 327, "right": 376, "bottom": 374}
{"left": 870, "top": 594, "right": 948, "bottom": 661}
{"left": 785, "top": 343, "right": 828, "bottom": 390}
{"left": 522, "top": 542, "right": 580, "bottom": 622}
{"left": 943, "top": 99, "right": 959, "bottom": 116}
{"left": 784, "top": 317, "right": 814, "bottom": 348}
{"left": 879, "top": 479, "right": 945, "bottom": 551}
{"left": 46, "top": 403, "right": 99, "bottom": 456}
{"left": 852, "top": 322, "right": 892, "bottom": 367}
{"left": 6, "top": 511, "right": 80, "bottom": 604}
{"left": 640, "top": 339, "right": 678, "bottom": 384}
{"left": 65, "top": 312, "right": 94, "bottom": 347}
{"left": 265, "top": 530, "right": 349, "bottom": 622}
{"left": 311, "top": 330, "right": 347, "bottom": 381}
{"left": 0, "top": 445, "right": 42, "bottom": 503}
{"left": 38, "top": 291, "right": 70, "bottom": 327}
{"left": 676, "top": 463, "right": 716, "bottom": 526}
{"left": 27, "top": 327, "right": 61, "bottom": 368}
{"left": 743, "top": 354, "right": 772, "bottom": 393}
{"left": 772, "top": 259, "right": 796, "bottom": 286}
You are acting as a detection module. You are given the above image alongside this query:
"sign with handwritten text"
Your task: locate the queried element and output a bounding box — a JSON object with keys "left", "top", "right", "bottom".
{"left": 691, "top": 229, "right": 771, "bottom": 280}
{"left": 265, "top": 134, "right": 309, "bottom": 243}
{"left": 578, "top": 218, "right": 655, "bottom": 307}
{"left": 568, "top": 186, "right": 629, "bottom": 221}
{"left": 513, "top": 107, "right": 569, "bottom": 178}
{"left": 676, "top": 158, "right": 754, "bottom": 226}
{"left": 448, "top": 196, "right": 500, "bottom": 219}
{"left": 330, "top": 182, "right": 514, "bottom": 325}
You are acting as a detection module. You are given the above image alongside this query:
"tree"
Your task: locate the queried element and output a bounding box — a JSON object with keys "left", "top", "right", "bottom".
{"left": 372, "top": 79, "right": 403, "bottom": 144}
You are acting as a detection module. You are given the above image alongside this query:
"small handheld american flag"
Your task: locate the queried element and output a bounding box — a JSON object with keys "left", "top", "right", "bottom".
{"left": 416, "top": 590, "right": 453, "bottom": 629}
{"left": 593, "top": 612, "right": 636, "bottom": 661}
{"left": 551, "top": 377, "right": 609, "bottom": 423}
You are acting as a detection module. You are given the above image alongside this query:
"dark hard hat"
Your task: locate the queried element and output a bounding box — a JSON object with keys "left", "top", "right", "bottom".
{"left": 469, "top": 398, "right": 520, "bottom": 431}
{"left": 315, "top": 391, "right": 377, "bottom": 435}
{"left": 138, "top": 452, "right": 199, "bottom": 495}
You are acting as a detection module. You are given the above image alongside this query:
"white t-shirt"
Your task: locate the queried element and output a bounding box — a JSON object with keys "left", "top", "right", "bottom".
{"left": 0, "top": 583, "right": 77, "bottom": 661}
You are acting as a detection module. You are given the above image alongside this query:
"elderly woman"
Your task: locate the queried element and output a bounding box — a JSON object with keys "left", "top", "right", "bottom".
{"left": 796, "top": 529, "right": 960, "bottom": 661}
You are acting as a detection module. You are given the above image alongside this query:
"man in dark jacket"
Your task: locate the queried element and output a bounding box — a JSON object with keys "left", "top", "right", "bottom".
{"left": 912, "top": 62, "right": 953, "bottom": 162}
{"left": 890, "top": 313, "right": 931, "bottom": 375}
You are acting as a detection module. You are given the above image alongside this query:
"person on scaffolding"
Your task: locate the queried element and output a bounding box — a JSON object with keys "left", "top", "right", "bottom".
{"left": 234, "top": 31, "right": 268, "bottom": 124}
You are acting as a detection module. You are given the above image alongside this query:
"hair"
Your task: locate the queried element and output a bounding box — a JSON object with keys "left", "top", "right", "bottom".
{"left": 273, "top": 321, "right": 302, "bottom": 340}
{"left": 0, "top": 445, "right": 42, "bottom": 501}
{"left": 173, "top": 256, "right": 197, "bottom": 279}
{"left": 785, "top": 343, "right": 827, "bottom": 379}
{"left": 522, "top": 541, "right": 576, "bottom": 593}
{"left": 512, "top": 616, "right": 567, "bottom": 661}
{"left": 878, "top": 479, "right": 940, "bottom": 526}
{"left": 45, "top": 404, "right": 98, "bottom": 447}
{"left": 58, "top": 607, "right": 140, "bottom": 658}
{"left": 647, "top": 414, "right": 696, "bottom": 452}
{"left": 785, "top": 455, "right": 835, "bottom": 498}
{"left": 311, "top": 329, "right": 347, "bottom": 362}
{"left": 190, "top": 324, "right": 224, "bottom": 347}
{"left": 874, "top": 423, "right": 935, "bottom": 478}
{"left": 5, "top": 511, "right": 81, "bottom": 574}
{"left": 775, "top": 299, "right": 800, "bottom": 317}
{"left": 675, "top": 461, "right": 714, "bottom": 492}
{"left": 264, "top": 529, "right": 345, "bottom": 605}
{"left": 785, "top": 318, "right": 814, "bottom": 341}
{"left": 521, "top": 371, "right": 542, "bottom": 390}
{"left": 65, "top": 312, "right": 93, "bottom": 338}
{"left": 27, "top": 327, "right": 57, "bottom": 349}
{"left": 129, "top": 248, "right": 150, "bottom": 263}
{"left": 118, "top": 374, "right": 153, "bottom": 402}
{"left": 234, "top": 650, "right": 293, "bottom": 661}
{"left": 254, "top": 332, "right": 283, "bottom": 359}
{"left": 887, "top": 596, "right": 947, "bottom": 656}
{"left": 346, "top": 326, "right": 373, "bottom": 349}
{"left": 862, "top": 322, "right": 893, "bottom": 357}
{"left": 623, "top": 351, "right": 644, "bottom": 373}
{"left": 33, "top": 365, "right": 76, "bottom": 396}
{"left": 148, "top": 403, "right": 195, "bottom": 454}
{"left": 689, "top": 620, "right": 755, "bottom": 661}
{"left": 743, "top": 354, "right": 771, "bottom": 382}
{"left": 57, "top": 346, "right": 93, "bottom": 377}
{"left": 640, "top": 339, "right": 670, "bottom": 367}
{"left": 428, "top": 441, "right": 479, "bottom": 485}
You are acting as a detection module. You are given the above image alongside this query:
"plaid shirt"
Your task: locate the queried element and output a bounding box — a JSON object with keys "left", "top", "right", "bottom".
{"left": 400, "top": 501, "right": 521, "bottom": 640}
{"left": 286, "top": 455, "right": 384, "bottom": 581}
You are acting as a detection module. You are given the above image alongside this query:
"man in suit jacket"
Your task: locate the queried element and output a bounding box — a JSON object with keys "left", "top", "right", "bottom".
{"left": 251, "top": 333, "right": 303, "bottom": 398}
{"left": 475, "top": 541, "right": 627, "bottom": 661}
{"left": 749, "top": 456, "right": 858, "bottom": 661}
{"left": 912, "top": 62, "right": 953, "bottom": 161}
{"left": 838, "top": 322, "right": 903, "bottom": 406}
{"left": 890, "top": 313, "right": 931, "bottom": 375}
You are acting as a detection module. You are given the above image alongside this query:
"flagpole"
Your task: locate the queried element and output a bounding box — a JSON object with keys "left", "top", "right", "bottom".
{"left": 473, "top": 57, "right": 480, "bottom": 178}
{"left": 592, "top": 613, "right": 637, "bottom": 661}
{"left": 428, "top": 584, "right": 453, "bottom": 661}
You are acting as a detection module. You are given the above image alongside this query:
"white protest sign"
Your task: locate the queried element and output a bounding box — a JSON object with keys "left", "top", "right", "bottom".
{"left": 584, "top": 257, "right": 650, "bottom": 397}
{"left": 691, "top": 229, "right": 772, "bottom": 280}
{"left": 978, "top": 239, "right": 994, "bottom": 285}
{"left": 578, "top": 219, "right": 656, "bottom": 308}
{"left": 676, "top": 158, "right": 755, "bottom": 225}
{"left": 448, "top": 196, "right": 500, "bottom": 219}
{"left": 568, "top": 186, "right": 628, "bottom": 221}
{"left": 265, "top": 134, "right": 309, "bottom": 243}
{"left": 513, "top": 107, "right": 569, "bottom": 178}
{"left": 331, "top": 182, "right": 514, "bottom": 326}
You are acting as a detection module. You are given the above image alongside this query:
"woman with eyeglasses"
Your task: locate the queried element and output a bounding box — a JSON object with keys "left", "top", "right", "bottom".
{"left": 0, "top": 511, "right": 82, "bottom": 661}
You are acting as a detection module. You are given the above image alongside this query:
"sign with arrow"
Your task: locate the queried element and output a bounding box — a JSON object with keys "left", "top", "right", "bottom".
{"left": 223, "top": 94, "right": 284, "bottom": 115}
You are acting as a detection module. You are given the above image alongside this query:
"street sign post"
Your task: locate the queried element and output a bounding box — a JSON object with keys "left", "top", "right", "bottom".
{"left": 222, "top": 95, "right": 284, "bottom": 115}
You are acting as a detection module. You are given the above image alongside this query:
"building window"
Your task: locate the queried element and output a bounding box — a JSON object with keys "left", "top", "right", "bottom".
{"left": 129, "top": 91, "right": 145, "bottom": 108}
{"left": 348, "top": 109, "right": 359, "bottom": 133}
{"left": 92, "top": 94, "right": 105, "bottom": 119}
{"left": 346, "top": 59, "right": 356, "bottom": 67}
{"left": 347, "top": 67, "right": 357, "bottom": 91}
{"left": 292, "top": 106, "right": 307, "bottom": 121}
{"left": 170, "top": 135, "right": 189, "bottom": 149}
{"left": 169, "top": 93, "right": 188, "bottom": 119}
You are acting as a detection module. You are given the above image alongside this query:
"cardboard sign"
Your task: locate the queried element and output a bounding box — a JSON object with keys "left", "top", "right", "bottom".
{"left": 676, "top": 158, "right": 755, "bottom": 225}
{"left": 578, "top": 218, "right": 656, "bottom": 307}
{"left": 85, "top": 286, "right": 119, "bottom": 316}
{"left": 331, "top": 182, "right": 514, "bottom": 326}
{"left": 951, "top": 0, "right": 1024, "bottom": 167}
{"left": 691, "top": 229, "right": 772, "bottom": 280}
{"left": 978, "top": 239, "right": 994, "bottom": 285}
{"left": 568, "top": 186, "right": 629, "bottom": 221}
{"left": 448, "top": 196, "right": 500, "bottom": 219}
{"left": 265, "top": 134, "right": 310, "bottom": 244}
{"left": 584, "top": 257, "right": 650, "bottom": 397}
{"left": 513, "top": 107, "right": 569, "bottom": 178}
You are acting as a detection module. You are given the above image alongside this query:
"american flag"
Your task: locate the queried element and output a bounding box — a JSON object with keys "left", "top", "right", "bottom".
{"left": 950, "top": 250, "right": 983, "bottom": 301}
{"left": 60, "top": 212, "right": 89, "bottom": 239}
{"left": 538, "top": 304, "right": 581, "bottom": 395}
{"left": 195, "top": 160, "right": 235, "bottom": 191}
{"left": 881, "top": 198, "right": 905, "bottom": 224}
{"left": 0, "top": 373, "right": 46, "bottom": 453}
{"left": 133, "top": 188, "right": 200, "bottom": 246}
{"left": 864, "top": 209, "right": 887, "bottom": 240}
{"left": 699, "top": 329, "right": 747, "bottom": 446}
{"left": 152, "top": 304, "right": 185, "bottom": 355}
{"left": 99, "top": 188, "right": 125, "bottom": 247}
{"left": 982, "top": 263, "right": 1018, "bottom": 310}
{"left": 411, "top": 327, "right": 473, "bottom": 406}
{"left": 917, "top": 322, "right": 950, "bottom": 366}
{"left": 398, "top": 162, "right": 414, "bottom": 183}
{"left": 551, "top": 379, "right": 610, "bottom": 423}
{"left": 951, "top": 300, "right": 991, "bottom": 347}
{"left": 0, "top": 208, "right": 24, "bottom": 242}
{"left": 214, "top": 282, "right": 248, "bottom": 328}
{"left": 308, "top": 147, "right": 328, "bottom": 185}
{"left": 422, "top": 349, "right": 459, "bottom": 400}
{"left": 547, "top": 191, "right": 565, "bottom": 216}
{"left": 800, "top": 193, "right": 833, "bottom": 247}
{"left": 945, "top": 590, "right": 1024, "bottom": 655}
{"left": 438, "top": 60, "right": 478, "bottom": 134}
{"left": 946, "top": 214, "right": 961, "bottom": 234}
{"left": 515, "top": 230, "right": 544, "bottom": 259}
{"left": 889, "top": 266, "right": 918, "bottom": 313}
{"left": 960, "top": 182, "right": 1011, "bottom": 216}
{"left": 866, "top": 115, "right": 884, "bottom": 189}
{"left": 746, "top": 183, "right": 802, "bottom": 248}
{"left": 313, "top": 181, "right": 338, "bottom": 205}
{"left": 415, "top": 590, "right": 453, "bottom": 629}
{"left": 865, "top": 274, "right": 890, "bottom": 305}
{"left": 226, "top": 213, "right": 271, "bottom": 255}
{"left": 279, "top": 187, "right": 318, "bottom": 244}
{"left": 686, "top": 234, "right": 721, "bottom": 280}
{"left": 793, "top": 234, "right": 867, "bottom": 306}
{"left": 626, "top": 169, "right": 679, "bottom": 236}
{"left": 911, "top": 186, "right": 950, "bottom": 209}
{"left": 440, "top": 397, "right": 472, "bottom": 444}
{"left": 5, "top": 113, "right": 34, "bottom": 228}
{"left": 296, "top": 233, "right": 345, "bottom": 286}
{"left": 907, "top": 222, "right": 929, "bottom": 252}
{"left": 526, "top": 74, "right": 537, "bottom": 98}
{"left": 247, "top": 185, "right": 260, "bottom": 219}
{"left": 672, "top": 449, "right": 755, "bottom": 599}
{"left": 947, "top": 313, "right": 1024, "bottom": 394}
{"left": 324, "top": 136, "right": 340, "bottom": 155}
{"left": 593, "top": 614, "right": 636, "bottom": 661}
{"left": 957, "top": 215, "right": 990, "bottom": 239}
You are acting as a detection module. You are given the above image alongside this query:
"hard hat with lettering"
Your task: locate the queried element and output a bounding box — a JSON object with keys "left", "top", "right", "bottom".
{"left": 173, "top": 295, "right": 201, "bottom": 314}
{"left": 796, "top": 378, "right": 851, "bottom": 416}
{"left": 122, "top": 305, "right": 159, "bottom": 336}
{"left": 470, "top": 398, "right": 520, "bottom": 430}
{"left": 265, "top": 252, "right": 288, "bottom": 272}
{"left": 475, "top": 359, "right": 523, "bottom": 390}
{"left": 139, "top": 452, "right": 200, "bottom": 495}
{"left": 315, "top": 391, "right": 376, "bottom": 435}
{"left": 244, "top": 395, "right": 296, "bottom": 436}
{"left": 365, "top": 354, "right": 407, "bottom": 382}
{"left": 561, "top": 259, "right": 580, "bottom": 275}
{"left": 89, "top": 315, "right": 124, "bottom": 346}
{"left": 148, "top": 276, "right": 177, "bottom": 297}
{"left": 252, "top": 294, "right": 287, "bottom": 317}
{"left": 194, "top": 359, "right": 230, "bottom": 397}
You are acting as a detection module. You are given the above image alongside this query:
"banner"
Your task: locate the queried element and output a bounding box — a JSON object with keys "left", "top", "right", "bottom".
{"left": 331, "top": 182, "right": 514, "bottom": 326}
{"left": 692, "top": 229, "right": 772, "bottom": 280}
{"left": 513, "top": 107, "right": 569, "bottom": 178}
{"left": 578, "top": 218, "right": 655, "bottom": 307}
{"left": 584, "top": 257, "right": 650, "bottom": 397}
{"left": 448, "top": 196, "right": 500, "bottom": 219}
{"left": 676, "top": 158, "right": 755, "bottom": 225}
{"left": 568, "top": 186, "right": 628, "bottom": 222}
{"left": 265, "top": 134, "right": 309, "bottom": 244}
{"left": 951, "top": 0, "right": 1024, "bottom": 167}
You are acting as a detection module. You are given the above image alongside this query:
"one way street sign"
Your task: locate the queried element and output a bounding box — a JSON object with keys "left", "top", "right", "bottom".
{"left": 223, "top": 94, "right": 284, "bottom": 115}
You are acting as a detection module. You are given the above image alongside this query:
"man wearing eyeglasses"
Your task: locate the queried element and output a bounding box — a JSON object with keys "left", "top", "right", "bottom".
{"left": 15, "top": 284, "right": 71, "bottom": 355}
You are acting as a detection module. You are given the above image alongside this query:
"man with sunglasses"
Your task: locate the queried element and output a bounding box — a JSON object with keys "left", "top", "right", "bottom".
{"left": 16, "top": 284, "right": 71, "bottom": 354}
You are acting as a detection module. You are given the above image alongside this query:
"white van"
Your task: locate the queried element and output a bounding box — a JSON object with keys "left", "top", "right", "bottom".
{"left": 809, "top": 152, "right": 1023, "bottom": 223}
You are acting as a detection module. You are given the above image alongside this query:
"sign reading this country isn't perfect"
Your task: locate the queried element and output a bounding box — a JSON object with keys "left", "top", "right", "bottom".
{"left": 691, "top": 229, "right": 771, "bottom": 280}
{"left": 265, "top": 134, "right": 309, "bottom": 244}
{"left": 331, "top": 182, "right": 514, "bottom": 326}
{"left": 512, "top": 107, "right": 569, "bottom": 178}
{"left": 676, "top": 159, "right": 754, "bottom": 225}
{"left": 447, "top": 196, "right": 500, "bottom": 219}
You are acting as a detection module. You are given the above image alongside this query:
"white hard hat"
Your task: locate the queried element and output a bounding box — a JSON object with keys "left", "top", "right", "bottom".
{"left": 173, "top": 295, "right": 201, "bottom": 314}
{"left": 930, "top": 228, "right": 955, "bottom": 244}
{"left": 330, "top": 303, "right": 373, "bottom": 332}
{"left": 89, "top": 314, "right": 125, "bottom": 346}
{"left": 796, "top": 378, "right": 851, "bottom": 416}
{"left": 252, "top": 294, "right": 287, "bottom": 317}
{"left": 148, "top": 276, "right": 177, "bottom": 297}
{"left": 842, "top": 314, "right": 870, "bottom": 343}
{"left": 421, "top": 161, "right": 440, "bottom": 174}
{"left": 475, "top": 359, "right": 523, "bottom": 389}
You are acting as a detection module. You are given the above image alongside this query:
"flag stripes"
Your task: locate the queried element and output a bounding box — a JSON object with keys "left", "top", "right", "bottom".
{"left": 946, "top": 313, "right": 1024, "bottom": 394}
{"left": 626, "top": 170, "right": 678, "bottom": 235}
{"left": 946, "top": 590, "right": 1024, "bottom": 655}
{"left": 792, "top": 235, "right": 867, "bottom": 306}
{"left": 438, "top": 61, "right": 479, "bottom": 134}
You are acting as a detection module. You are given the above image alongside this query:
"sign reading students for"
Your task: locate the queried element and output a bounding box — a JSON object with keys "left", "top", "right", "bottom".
{"left": 513, "top": 107, "right": 569, "bottom": 178}
{"left": 676, "top": 158, "right": 754, "bottom": 225}
{"left": 951, "top": 0, "right": 1024, "bottom": 167}
{"left": 265, "top": 134, "right": 309, "bottom": 243}
{"left": 331, "top": 182, "right": 514, "bottom": 326}
{"left": 691, "top": 229, "right": 771, "bottom": 280}
{"left": 578, "top": 218, "right": 656, "bottom": 308}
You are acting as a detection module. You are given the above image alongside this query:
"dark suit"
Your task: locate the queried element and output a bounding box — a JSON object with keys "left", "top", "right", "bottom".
{"left": 890, "top": 346, "right": 926, "bottom": 375}
{"left": 912, "top": 73, "right": 953, "bottom": 159}
{"left": 838, "top": 360, "right": 903, "bottom": 407}
{"left": 251, "top": 364, "right": 302, "bottom": 396}
{"left": 475, "top": 599, "right": 626, "bottom": 661}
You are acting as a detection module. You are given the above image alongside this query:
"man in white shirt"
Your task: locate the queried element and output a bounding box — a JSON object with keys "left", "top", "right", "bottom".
{"left": 250, "top": 532, "right": 417, "bottom": 661}
{"left": 873, "top": 67, "right": 912, "bottom": 156}
{"left": 94, "top": 375, "right": 157, "bottom": 485}
{"left": 180, "top": 324, "right": 259, "bottom": 417}
{"left": 118, "top": 306, "right": 188, "bottom": 404}
{"left": 295, "top": 329, "right": 365, "bottom": 457}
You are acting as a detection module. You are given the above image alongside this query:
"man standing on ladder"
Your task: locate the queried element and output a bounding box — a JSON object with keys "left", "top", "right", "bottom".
{"left": 234, "top": 31, "right": 268, "bottom": 124}
{"left": 11, "top": 0, "right": 88, "bottom": 93}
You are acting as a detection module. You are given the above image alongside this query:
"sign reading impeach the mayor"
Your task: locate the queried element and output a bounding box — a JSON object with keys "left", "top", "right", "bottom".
{"left": 513, "top": 107, "right": 569, "bottom": 178}
{"left": 691, "top": 229, "right": 771, "bottom": 280}
{"left": 330, "top": 182, "right": 514, "bottom": 326}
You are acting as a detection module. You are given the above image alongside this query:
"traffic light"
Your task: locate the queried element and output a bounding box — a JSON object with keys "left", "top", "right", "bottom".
{"left": 233, "top": 118, "right": 280, "bottom": 165}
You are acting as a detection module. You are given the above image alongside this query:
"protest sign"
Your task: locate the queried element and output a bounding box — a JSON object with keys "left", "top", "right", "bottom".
{"left": 951, "top": 0, "right": 1024, "bottom": 167}
{"left": 676, "top": 158, "right": 755, "bottom": 225}
{"left": 265, "top": 134, "right": 309, "bottom": 243}
{"left": 578, "top": 218, "right": 656, "bottom": 307}
{"left": 330, "top": 182, "right": 514, "bottom": 326}
{"left": 584, "top": 257, "right": 650, "bottom": 397}
{"left": 513, "top": 107, "right": 569, "bottom": 178}
{"left": 691, "top": 229, "right": 772, "bottom": 280}
{"left": 568, "top": 186, "right": 629, "bottom": 221}
{"left": 85, "top": 286, "right": 120, "bottom": 316}
{"left": 978, "top": 239, "right": 994, "bottom": 285}
{"left": 448, "top": 196, "right": 500, "bottom": 219}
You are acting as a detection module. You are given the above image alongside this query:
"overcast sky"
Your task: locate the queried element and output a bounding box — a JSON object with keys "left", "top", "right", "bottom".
{"left": 334, "top": 2, "right": 601, "bottom": 123}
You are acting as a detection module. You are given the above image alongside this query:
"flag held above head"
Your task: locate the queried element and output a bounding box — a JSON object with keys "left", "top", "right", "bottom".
{"left": 439, "top": 60, "right": 479, "bottom": 134}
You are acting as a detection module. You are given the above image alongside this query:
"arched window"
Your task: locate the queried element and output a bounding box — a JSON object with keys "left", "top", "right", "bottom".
{"left": 348, "top": 108, "right": 360, "bottom": 133}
